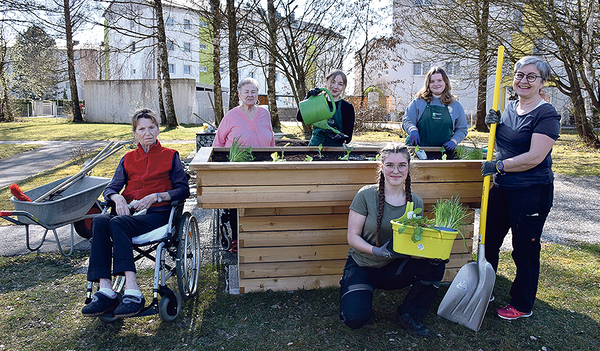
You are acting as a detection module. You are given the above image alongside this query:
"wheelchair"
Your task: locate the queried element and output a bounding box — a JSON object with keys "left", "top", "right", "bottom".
{"left": 84, "top": 200, "right": 201, "bottom": 323}
{"left": 212, "top": 208, "right": 236, "bottom": 251}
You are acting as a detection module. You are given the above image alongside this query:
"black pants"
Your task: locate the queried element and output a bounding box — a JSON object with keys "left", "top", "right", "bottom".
{"left": 339, "top": 255, "right": 445, "bottom": 329}
{"left": 87, "top": 212, "right": 170, "bottom": 281}
{"left": 485, "top": 183, "right": 553, "bottom": 313}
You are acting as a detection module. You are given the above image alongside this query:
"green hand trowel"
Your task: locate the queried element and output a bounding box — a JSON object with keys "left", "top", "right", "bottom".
{"left": 298, "top": 88, "right": 344, "bottom": 136}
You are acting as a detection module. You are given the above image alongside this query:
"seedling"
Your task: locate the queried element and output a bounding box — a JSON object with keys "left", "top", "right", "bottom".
{"left": 270, "top": 142, "right": 290, "bottom": 162}
{"left": 393, "top": 208, "right": 435, "bottom": 243}
{"left": 316, "top": 144, "right": 324, "bottom": 158}
{"left": 304, "top": 155, "right": 313, "bottom": 162}
{"left": 338, "top": 144, "right": 354, "bottom": 161}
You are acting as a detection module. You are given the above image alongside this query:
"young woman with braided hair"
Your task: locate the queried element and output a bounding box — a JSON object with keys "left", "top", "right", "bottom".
{"left": 339, "top": 143, "right": 445, "bottom": 338}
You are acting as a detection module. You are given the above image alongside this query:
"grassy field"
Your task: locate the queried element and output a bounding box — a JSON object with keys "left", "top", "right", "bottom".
{"left": 0, "top": 119, "right": 599, "bottom": 349}
{"left": 0, "top": 243, "right": 598, "bottom": 350}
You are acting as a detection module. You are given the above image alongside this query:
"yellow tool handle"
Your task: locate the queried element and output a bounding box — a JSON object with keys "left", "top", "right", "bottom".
{"left": 479, "top": 45, "right": 504, "bottom": 245}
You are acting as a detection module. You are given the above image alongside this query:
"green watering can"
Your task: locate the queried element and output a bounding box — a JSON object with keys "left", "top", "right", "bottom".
{"left": 298, "top": 88, "right": 343, "bottom": 135}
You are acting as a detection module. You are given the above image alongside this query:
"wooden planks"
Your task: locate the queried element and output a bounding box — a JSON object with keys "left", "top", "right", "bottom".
{"left": 189, "top": 146, "right": 484, "bottom": 293}
{"left": 237, "top": 207, "right": 475, "bottom": 293}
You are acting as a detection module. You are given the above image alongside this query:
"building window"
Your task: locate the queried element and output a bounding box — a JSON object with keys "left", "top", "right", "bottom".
{"left": 130, "top": 19, "right": 135, "bottom": 29}
{"left": 249, "top": 50, "right": 254, "bottom": 60}
{"left": 219, "top": 67, "right": 224, "bottom": 73}
{"left": 184, "top": 65, "right": 191, "bottom": 75}
{"left": 199, "top": 21, "right": 207, "bottom": 27}
{"left": 199, "top": 44, "right": 207, "bottom": 50}
{"left": 130, "top": 42, "right": 135, "bottom": 53}
{"left": 183, "top": 19, "right": 190, "bottom": 29}
{"left": 167, "top": 40, "right": 174, "bottom": 51}
{"left": 131, "top": 68, "right": 136, "bottom": 75}
{"left": 199, "top": 66, "right": 207, "bottom": 72}
{"left": 166, "top": 17, "right": 173, "bottom": 27}
{"left": 446, "top": 62, "right": 459, "bottom": 75}
{"left": 169, "top": 64, "right": 175, "bottom": 73}
{"left": 412, "top": 62, "right": 431, "bottom": 76}
{"left": 248, "top": 71, "right": 254, "bottom": 78}
{"left": 184, "top": 42, "right": 191, "bottom": 52}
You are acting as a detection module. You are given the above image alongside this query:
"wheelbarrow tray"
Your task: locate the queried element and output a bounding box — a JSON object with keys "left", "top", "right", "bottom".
{"left": 10, "top": 175, "right": 110, "bottom": 227}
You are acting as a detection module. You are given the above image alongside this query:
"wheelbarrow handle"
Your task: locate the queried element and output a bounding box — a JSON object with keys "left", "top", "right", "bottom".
{"left": 1, "top": 210, "right": 40, "bottom": 224}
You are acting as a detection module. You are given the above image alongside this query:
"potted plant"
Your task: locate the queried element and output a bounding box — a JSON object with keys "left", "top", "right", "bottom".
{"left": 390, "top": 196, "right": 469, "bottom": 260}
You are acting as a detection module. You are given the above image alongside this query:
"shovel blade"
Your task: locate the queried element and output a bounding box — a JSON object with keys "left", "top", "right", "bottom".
{"left": 437, "top": 261, "right": 496, "bottom": 331}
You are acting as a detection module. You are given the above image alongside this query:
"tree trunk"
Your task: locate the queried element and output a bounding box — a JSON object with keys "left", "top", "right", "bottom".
{"left": 154, "top": 0, "right": 178, "bottom": 129}
{"left": 63, "top": 0, "right": 83, "bottom": 123}
{"left": 0, "top": 33, "right": 13, "bottom": 122}
{"left": 567, "top": 67, "right": 600, "bottom": 147}
{"left": 474, "top": 0, "right": 490, "bottom": 132}
{"left": 211, "top": 0, "right": 224, "bottom": 125}
{"left": 156, "top": 53, "right": 167, "bottom": 125}
{"left": 267, "top": 0, "right": 280, "bottom": 132}
{"left": 227, "top": 0, "right": 239, "bottom": 109}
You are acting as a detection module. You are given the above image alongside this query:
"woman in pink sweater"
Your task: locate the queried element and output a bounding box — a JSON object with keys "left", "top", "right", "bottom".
{"left": 212, "top": 77, "right": 275, "bottom": 147}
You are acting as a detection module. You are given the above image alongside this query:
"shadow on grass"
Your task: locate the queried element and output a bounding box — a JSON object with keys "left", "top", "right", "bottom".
{"left": 1, "top": 244, "right": 600, "bottom": 350}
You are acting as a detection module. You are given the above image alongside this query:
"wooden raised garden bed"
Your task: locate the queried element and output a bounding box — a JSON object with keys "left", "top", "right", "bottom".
{"left": 189, "top": 146, "right": 483, "bottom": 293}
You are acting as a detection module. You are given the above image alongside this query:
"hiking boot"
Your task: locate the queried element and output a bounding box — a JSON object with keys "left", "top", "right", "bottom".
{"left": 497, "top": 304, "right": 532, "bottom": 320}
{"left": 81, "top": 292, "right": 119, "bottom": 317}
{"left": 114, "top": 294, "right": 145, "bottom": 318}
{"left": 395, "top": 309, "right": 430, "bottom": 338}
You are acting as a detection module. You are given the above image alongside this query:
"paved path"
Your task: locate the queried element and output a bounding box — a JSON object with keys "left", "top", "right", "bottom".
{"left": 0, "top": 140, "right": 107, "bottom": 189}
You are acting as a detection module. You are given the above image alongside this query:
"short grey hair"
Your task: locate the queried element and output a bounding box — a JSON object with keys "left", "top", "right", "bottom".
{"left": 514, "top": 56, "right": 551, "bottom": 81}
{"left": 131, "top": 108, "right": 159, "bottom": 132}
{"left": 237, "top": 77, "right": 259, "bottom": 92}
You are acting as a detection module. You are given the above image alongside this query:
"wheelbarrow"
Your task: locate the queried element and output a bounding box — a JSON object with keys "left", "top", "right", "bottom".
{"left": 1, "top": 175, "right": 111, "bottom": 256}
{"left": 1, "top": 141, "right": 129, "bottom": 256}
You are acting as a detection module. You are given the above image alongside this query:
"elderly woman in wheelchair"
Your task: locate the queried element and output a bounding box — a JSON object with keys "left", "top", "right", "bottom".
{"left": 82, "top": 109, "right": 192, "bottom": 320}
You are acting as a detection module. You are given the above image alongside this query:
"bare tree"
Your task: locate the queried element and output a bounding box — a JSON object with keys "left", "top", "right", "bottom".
{"left": 266, "top": 0, "right": 280, "bottom": 132}
{"left": 0, "top": 27, "right": 13, "bottom": 122}
{"left": 496, "top": 0, "right": 599, "bottom": 148}
{"left": 248, "top": 0, "right": 356, "bottom": 135}
{"left": 209, "top": 0, "right": 224, "bottom": 124}
{"left": 395, "top": 0, "right": 506, "bottom": 131}
{"left": 152, "top": 0, "right": 178, "bottom": 128}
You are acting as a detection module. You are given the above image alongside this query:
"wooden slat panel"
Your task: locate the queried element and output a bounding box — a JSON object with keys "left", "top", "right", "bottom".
{"left": 240, "top": 229, "right": 348, "bottom": 247}
{"left": 199, "top": 200, "right": 354, "bottom": 209}
{"left": 239, "top": 260, "right": 347, "bottom": 279}
{"left": 243, "top": 206, "right": 350, "bottom": 217}
{"left": 198, "top": 168, "right": 378, "bottom": 187}
{"left": 199, "top": 183, "right": 369, "bottom": 206}
{"left": 412, "top": 182, "right": 482, "bottom": 204}
{"left": 240, "top": 213, "right": 348, "bottom": 232}
{"left": 239, "top": 274, "right": 341, "bottom": 293}
{"left": 238, "top": 244, "right": 350, "bottom": 263}
{"left": 411, "top": 161, "right": 482, "bottom": 182}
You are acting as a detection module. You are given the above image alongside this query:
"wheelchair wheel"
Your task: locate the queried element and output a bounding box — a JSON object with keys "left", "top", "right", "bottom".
{"left": 158, "top": 290, "right": 181, "bottom": 322}
{"left": 73, "top": 203, "right": 102, "bottom": 239}
{"left": 213, "top": 209, "right": 231, "bottom": 250}
{"left": 176, "top": 212, "right": 200, "bottom": 301}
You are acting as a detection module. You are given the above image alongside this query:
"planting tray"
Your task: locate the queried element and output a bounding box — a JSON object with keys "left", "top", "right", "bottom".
{"left": 391, "top": 222, "right": 458, "bottom": 260}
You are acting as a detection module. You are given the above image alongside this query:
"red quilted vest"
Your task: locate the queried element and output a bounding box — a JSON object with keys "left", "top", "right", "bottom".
{"left": 121, "top": 140, "right": 175, "bottom": 208}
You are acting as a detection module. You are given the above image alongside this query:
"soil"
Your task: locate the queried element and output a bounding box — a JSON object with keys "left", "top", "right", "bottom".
{"left": 211, "top": 149, "right": 379, "bottom": 162}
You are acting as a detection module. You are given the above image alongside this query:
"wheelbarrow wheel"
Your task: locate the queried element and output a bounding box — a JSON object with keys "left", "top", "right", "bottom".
{"left": 73, "top": 203, "right": 102, "bottom": 239}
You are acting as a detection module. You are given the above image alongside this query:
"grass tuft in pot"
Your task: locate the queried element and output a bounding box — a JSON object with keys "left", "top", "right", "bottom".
{"left": 433, "top": 195, "right": 469, "bottom": 252}
{"left": 228, "top": 137, "right": 254, "bottom": 162}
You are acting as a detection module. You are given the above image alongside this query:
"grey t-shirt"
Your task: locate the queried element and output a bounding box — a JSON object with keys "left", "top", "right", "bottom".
{"left": 348, "top": 184, "right": 424, "bottom": 268}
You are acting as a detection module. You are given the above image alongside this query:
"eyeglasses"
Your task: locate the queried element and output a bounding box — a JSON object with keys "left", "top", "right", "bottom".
{"left": 514, "top": 72, "right": 542, "bottom": 83}
{"left": 383, "top": 163, "right": 408, "bottom": 172}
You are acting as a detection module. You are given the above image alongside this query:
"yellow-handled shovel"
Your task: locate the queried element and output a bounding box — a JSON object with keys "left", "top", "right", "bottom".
{"left": 437, "top": 45, "right": 504, "bottom": 331}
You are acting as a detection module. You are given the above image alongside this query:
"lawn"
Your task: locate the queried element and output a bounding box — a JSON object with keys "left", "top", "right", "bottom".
{"left": 0, "top": 119, "right": 599, "bottom": 350}
{"left": 0, "top": 243, "right": 598, "bottom": 350}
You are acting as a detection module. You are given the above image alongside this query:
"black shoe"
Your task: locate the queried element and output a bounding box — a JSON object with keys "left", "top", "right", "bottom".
{"left": 82, "top": 292, "right": 119, "bottom": 317}
{"left": 114, "top": 294, "right": 145, "bottom": 318}
{"left": 395, "top": 310, "right": 430, "bottom": 338}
